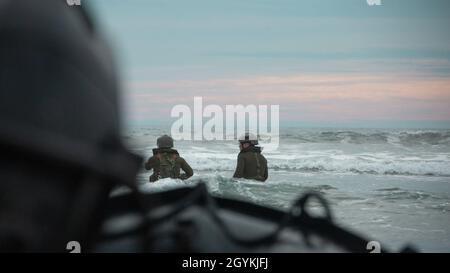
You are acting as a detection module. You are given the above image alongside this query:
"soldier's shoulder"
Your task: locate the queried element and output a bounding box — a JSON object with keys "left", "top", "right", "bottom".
{"left": 148, "top": 155, "right": 158, "bottom": 162}
{"left": 237, "top": 152, "right": 247, "bottom": 159}
{"left": 176, "top": 156, "right": 187, "bottom": 163}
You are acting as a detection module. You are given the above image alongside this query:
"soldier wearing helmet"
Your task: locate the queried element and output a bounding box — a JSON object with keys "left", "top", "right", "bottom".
{"left": 144, "top": 135, "right": 193, "bottom": 182}
{"left": 233, "top": 133, "right": 268, "bottom": 181}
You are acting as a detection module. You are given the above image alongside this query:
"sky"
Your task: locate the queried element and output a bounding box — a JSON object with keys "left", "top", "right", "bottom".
{"left": 88, "top": 0, "right": 450, "bottom": 128}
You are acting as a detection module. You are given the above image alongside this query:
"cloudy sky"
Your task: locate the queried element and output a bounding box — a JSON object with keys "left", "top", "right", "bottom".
{"left": 89, "top": 0, "right": 450, "bottom": 128}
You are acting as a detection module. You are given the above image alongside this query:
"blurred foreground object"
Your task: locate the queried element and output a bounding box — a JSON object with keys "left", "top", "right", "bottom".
{"left": 0, "top": 0, "right": 141, "bottom": 251}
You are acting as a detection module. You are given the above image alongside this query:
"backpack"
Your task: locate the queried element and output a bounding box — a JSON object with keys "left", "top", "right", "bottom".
{"left": 158, "top": 153, "right": 177, "bottom": 179}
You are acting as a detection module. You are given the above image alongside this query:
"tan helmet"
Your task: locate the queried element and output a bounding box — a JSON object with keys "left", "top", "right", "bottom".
{"left": 157, "top": 135, "right": 174, "bottom": 148}
{"left": 238, "top": 132, "right": 258, "bottom": 145}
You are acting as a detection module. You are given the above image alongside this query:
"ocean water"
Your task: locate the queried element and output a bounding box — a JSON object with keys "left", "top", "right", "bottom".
{"left": 123, "top": 127, "right": 450, "bottom": 252}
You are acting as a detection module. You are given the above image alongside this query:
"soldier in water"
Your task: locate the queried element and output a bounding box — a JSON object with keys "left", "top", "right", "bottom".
{"left": 144, "top": 135, "right": 193, "bottom": 182}
{"left": 233, "top": 133, "right": 268, "bottom": 182}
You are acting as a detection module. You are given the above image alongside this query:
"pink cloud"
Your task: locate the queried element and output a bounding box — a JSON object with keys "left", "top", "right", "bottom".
{"left": 124, "top": 71, "right": 450, "bottom": 121}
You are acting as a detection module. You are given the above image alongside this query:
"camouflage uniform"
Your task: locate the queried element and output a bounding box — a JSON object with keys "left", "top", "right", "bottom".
{"left": 144, "top": 135, "right": 193, "bottom": 182}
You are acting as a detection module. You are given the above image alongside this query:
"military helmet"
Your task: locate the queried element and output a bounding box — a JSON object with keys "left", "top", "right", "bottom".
{"left": 157, "top": 135, "right": 174, "bottom": 148}
{"left": 239, "top": 133, "right": 259, "bottom": 145}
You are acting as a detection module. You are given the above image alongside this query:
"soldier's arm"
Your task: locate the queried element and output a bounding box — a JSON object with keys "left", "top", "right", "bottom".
{"left": 264, "top": 157, "right": 269, "bottom": 181}
{"left": 263, "top": 161, "right": 268, "bottom": 181}
{"left": 144, "top": 156, "right": 157, "bottom": 170}
{"left": 233, "top": 154, "right": 245, "bottom": 178}
{"left": 179, "top": 158, "right": 194, "bottom": 180}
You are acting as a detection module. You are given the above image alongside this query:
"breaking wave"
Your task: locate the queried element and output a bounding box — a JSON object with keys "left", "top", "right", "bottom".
{"left": 180, "top": 152, "right": 450, "bottom": 177}
{"left": 280, "top": 130, "right": 450, "bottom": 146}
